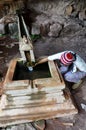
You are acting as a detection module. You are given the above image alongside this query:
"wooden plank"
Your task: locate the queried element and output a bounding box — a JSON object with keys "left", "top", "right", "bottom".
{"left": 5, "top": 87, "right": 63, "bottom": 95}
{"left": 4, "top": 59, "right": 17, "bottom": 86}
{"left": 0, "top": 109, "right": 78, "bottom": 127}
{"left": 3, "top": 59, "right": 65, "bottom": 89}
{"left": 5, "top": 94, "right": 65, "bottom": 107}
{"left": 34, "top": 84, "right": 63, "bottom": 93}
{"left": 0, "top": 109, "right": 78, "bottom": 121}
{"left": 5, "top": 99, "right": 63, "bottom": 109}
{"left": 4, "top": 87, "right": 65, "bottom": 106}
{"left": 4, "top": 80, "right": 30, "bottom": 89}
{"left": 0, "top": 97, "right": 77, "bottom": 117}
{"left": 30, "top": 50, "right": 35, "bottom": 62}
{"left": 33, "top": 78, "right": 65, "bottom": 89}
{"left": 5, "top": 90, "right": 63, "bottom": 98}
{"left": 5, "top": 87, "right": 63, "bottom": 96}
{"left": 0, "top": 107, "right": 77, "bottom": 121}
{"left": 48, "top": 61, "right": 65, "bottom": 85}
{"left": 48, "top": 61, "right": 60, "bottom": 80}
{"left": 55, "top": 62, "right": 65, "bottom": 82}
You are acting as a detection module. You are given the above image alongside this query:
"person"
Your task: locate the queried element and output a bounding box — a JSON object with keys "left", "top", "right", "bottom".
{"left": 35, "top": 51, "right": 86, "bottom": 89}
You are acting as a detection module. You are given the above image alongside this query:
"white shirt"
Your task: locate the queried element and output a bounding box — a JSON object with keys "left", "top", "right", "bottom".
{"left": 48, "top": 51, "right": 86, "bottom": 73}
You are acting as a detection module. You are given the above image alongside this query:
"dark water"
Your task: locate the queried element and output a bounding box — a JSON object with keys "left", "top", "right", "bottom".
{"left": 13, "top": 62, "right": 51, "bottom": 80}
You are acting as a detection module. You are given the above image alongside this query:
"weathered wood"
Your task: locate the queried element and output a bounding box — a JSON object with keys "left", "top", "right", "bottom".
{"left": 5, "top": 86, "right": 64, "bottom": 98}
{"left": 4, "top": 59, "right": 17, "bottom": 86}
{"left": 0, "top": 109, "right": 77, "bottom": 127}
{"left": 5, "top": 84, "right": 63, "bottom": 94}
{"left": 4, "top": 85, "right": 65, "bottom": 107}
{"left": 55, "top": 62, "right": 64, "bottom": 82}
{"left": 5, "top": 99, "right": 64, "bottom": 109}
{"left": 0, "top": 59, "right": 78, "bottom": 127}
{"left": 4, "top": 60, "right": 65, "bottom": 90}
{"left": 5, "top": 80, "right": 30, "bottom": 88}
{"left": 0, "top": 99, "right": 77, "bottom": 117}
{"left": 6, "top": 90, "right": 63, "bottom": 97}
{"left": 34, "top": 78, "right": 65, "bottom": 89}
{"left": 0, "top": 109, "right": 78, "bottom": 127}
{"left": 34, "top": 60, "right": 65, "bottom": 89}
{"left": 0, "top": 109, "right": 78, "bottom": 121}
{"left": 30, "top": 50, "right": 35, "bottom": 62}
{"left": 48, "top": 60, "right": 61, "bottom": 81}
{"left": 5, "top": 94, "right": 65, "bottom": 108}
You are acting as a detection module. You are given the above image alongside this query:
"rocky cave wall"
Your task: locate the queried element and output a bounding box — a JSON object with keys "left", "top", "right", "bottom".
{"left": 24, "top": 0, "right": 86, "bottom": 61}
{"left": 27, "top": 0, "right": 86, "bottom": 18}
{"left": 24, "top": 0, "right": 86, "bottom": 37}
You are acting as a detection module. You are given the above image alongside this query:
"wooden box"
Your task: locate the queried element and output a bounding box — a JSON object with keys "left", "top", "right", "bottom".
{"left": 0, "top": 59, "right": 78, "bottom": 127}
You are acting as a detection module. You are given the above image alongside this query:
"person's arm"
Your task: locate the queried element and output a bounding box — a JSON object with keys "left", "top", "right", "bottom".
{"left": 35, "top": 51, "right": 66, "bottom": 66}
{"left": 35, "top": 56, "right": 48, "bottom": 66}
{"left": 48, "top": 51, "right": 65, "bottom": 60}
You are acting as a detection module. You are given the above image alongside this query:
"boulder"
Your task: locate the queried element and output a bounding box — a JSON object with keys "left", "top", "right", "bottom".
{"left": 48, "top": 23, "right": 62, "bottom": 37}
{"left": 79, "top": 9, "right": 86, "bottom": 21}
{"left": 65, "top": 5, "right": 73, "bottom": 16}
{"left": 31, "top": 23, "right": 40, "bottom": 35}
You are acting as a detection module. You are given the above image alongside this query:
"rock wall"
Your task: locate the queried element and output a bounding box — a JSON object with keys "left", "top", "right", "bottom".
{"left": 25, "top": 0, "right": 86, "bottom": 62}
{"left": 27, "top": 0, "right": 86, "bottom": 17}
{"left": 26, "top": 0, "right": 86, "bottom": 37}
{"left": 27, "top": 0, "right": 72, "bottom": 15}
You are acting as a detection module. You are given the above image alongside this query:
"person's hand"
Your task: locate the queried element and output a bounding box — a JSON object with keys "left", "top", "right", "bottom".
{"left": 34, "top": 62, "right": 38, "bottom": 67}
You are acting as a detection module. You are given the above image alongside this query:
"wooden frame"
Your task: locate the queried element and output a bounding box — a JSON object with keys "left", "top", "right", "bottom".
{"left": 4, "top": 59, "right": 65, "bottom": 90}
{"left": 0, "top": 59, "right": 78, "bottom": 127}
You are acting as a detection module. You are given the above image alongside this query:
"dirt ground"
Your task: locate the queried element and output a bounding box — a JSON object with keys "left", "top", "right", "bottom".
{"left": 0, "top": 27, "right": 86, "bottom": 129}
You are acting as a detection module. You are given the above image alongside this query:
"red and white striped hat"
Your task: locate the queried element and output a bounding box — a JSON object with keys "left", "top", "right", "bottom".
{"left": 60, "top": 52, "right": 74, "bottom": 65}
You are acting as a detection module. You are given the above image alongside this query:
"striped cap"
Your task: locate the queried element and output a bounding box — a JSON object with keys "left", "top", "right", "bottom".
{"left": 60, "top": 52, "right": 74, "bottom": 65}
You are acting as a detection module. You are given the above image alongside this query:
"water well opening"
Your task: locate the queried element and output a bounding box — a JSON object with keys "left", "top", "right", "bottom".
{"left": 13, "top": 61, "right": 51, "bottom": 80}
